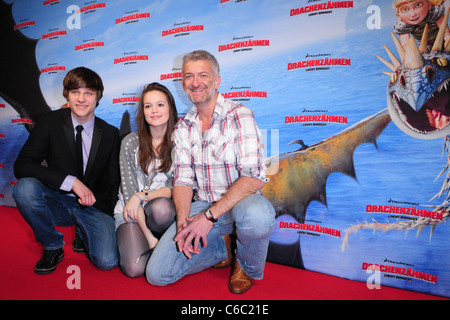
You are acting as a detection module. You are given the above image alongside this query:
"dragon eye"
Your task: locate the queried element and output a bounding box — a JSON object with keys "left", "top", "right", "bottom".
{"left": 436, "top": 58, "right": 448, "bottom": 67}
{"left": 390, "top": 72, "right": 397, "bottom": 83}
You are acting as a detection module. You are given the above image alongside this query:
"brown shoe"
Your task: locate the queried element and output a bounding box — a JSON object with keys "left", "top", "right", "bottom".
{"left": 212, "top": 234, "right": 232, "bottom": 269}
{"left": 228, "top": 262, "right": 253, "bottom": 294}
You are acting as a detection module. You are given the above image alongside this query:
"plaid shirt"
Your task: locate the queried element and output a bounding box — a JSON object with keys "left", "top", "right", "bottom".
{"left": 172, "top": 94, "right": 267, "bottom": 203}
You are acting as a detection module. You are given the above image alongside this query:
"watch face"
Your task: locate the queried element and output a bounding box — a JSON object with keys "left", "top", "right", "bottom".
{"left": 205, "top": 209, "right": 216, "bottom": 222}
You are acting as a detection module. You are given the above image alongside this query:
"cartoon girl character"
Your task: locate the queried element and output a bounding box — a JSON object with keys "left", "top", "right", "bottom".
{"left": 392, "top": 0, "right": 450, "bottom": 49}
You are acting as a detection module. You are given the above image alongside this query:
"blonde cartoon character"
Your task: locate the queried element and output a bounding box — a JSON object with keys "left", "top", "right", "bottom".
{"left": 392, "top": 0, "right": 450, "bottom": 49}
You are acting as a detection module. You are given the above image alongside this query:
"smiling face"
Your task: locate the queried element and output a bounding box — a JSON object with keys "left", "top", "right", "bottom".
{"left": 396, "top": 0, "right": 431, "bottom": 25}
{"left": 181, "top": 59, "right": 221, "bottom": 109}
{"left": 67, "top": 87, "right": 98, "bottom": 123}
{"left": 143, "top": 90, "right": 170, "bottom": 131}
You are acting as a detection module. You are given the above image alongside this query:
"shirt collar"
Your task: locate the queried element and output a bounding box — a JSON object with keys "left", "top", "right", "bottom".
{"left": 71, "top": 114, "right": 95, "bottom": 135}
{"left": 185, "top": 93, "right": 225, "bottom": 124}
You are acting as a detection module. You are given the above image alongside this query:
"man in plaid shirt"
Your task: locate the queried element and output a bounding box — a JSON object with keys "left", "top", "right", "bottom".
{"left": 147, "top": 50, "right": 275, "bottom": 294}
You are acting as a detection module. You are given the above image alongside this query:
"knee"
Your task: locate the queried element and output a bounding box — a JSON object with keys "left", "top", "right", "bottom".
{"left": 120, "top": 261, "right": 145, "bottom": 278}
{"left": 145, "top": 252, "right": 173, "bottom": 287}
{"left": 235, "top": 195, "right": 276, "bottom": 237}
{"left": 145, "top": 198, "right": 176, "bottom": 238}
{"left": 13, "top": 178, "right": 40, "bottom": 203}
{"left": 13, "top": 178, "right": 44, "bottom": 210}
{"left": 145, "top": 198, "right": 175, "bottom": 223}
{"left": 90, "top": 253, "right": 118, "bottom": 271}
{"left": 145, "top": 262, "right": 167, "bottom": 286}
{"left": 92, "top": 259, "right": 118, "bottom": 271}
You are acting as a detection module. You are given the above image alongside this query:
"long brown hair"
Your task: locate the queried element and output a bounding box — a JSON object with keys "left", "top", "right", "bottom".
{"left": 135, "top": 82, "right": 178, "bottom": 174}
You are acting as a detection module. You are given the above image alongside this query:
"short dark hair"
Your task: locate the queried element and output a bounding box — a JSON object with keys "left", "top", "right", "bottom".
{"left": 63, "top": 67, "right": 104, "bottom": 106}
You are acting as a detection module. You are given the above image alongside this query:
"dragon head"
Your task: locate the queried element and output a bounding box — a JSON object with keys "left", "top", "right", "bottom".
{"left": 378, "top": 9, "right": 450, "bottom": 139}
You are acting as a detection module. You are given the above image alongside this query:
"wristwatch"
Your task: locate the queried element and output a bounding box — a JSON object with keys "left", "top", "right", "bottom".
{"left": 204, "top": 209, "right": 218, "bottom": 223}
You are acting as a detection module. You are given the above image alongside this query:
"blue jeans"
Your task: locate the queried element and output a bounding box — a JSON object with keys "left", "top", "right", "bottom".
{"left": 13, "top": 178, "right": 118, "bottom": 270}
{"left": 146, "top": 193, "right": 275, "bottom": 286}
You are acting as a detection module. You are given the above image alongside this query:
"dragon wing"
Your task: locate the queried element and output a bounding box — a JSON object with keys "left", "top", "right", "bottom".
{"left": 0, "top": 1, "right": 51, "bottom": 129}
{"left": 0, "top": 1, "right": 133, "bottom": 137}
{"left": 262, "top": 108, "right": 391, "bottom": 223}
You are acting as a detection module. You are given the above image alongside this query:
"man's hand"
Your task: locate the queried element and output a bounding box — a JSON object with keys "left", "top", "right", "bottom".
{"left": 174, "top": 213, "right": 213, "bottom": 259}
{"left": 72, "top": 178, "right": 96, "bottom": 206}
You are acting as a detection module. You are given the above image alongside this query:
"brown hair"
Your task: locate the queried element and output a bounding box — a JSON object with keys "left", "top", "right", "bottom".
{"left": 135, "top": 82, "right": 178, "bottom": 174}
{"left": 63, "top": 67, "right": 104, "bottom": 106}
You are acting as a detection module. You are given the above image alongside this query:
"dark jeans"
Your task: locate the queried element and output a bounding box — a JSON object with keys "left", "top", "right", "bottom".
{"left": 13, "top": 177, "right": 118, "bottom": 270}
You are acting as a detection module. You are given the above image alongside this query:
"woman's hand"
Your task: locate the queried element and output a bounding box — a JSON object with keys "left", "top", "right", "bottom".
{"left": 123, "top": 193, "right": 142, "bottom": 223}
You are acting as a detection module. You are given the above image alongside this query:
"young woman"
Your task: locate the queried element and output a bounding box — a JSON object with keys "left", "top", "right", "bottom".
{"left": 114, "top": 82, "right": 179, "bottom": 278}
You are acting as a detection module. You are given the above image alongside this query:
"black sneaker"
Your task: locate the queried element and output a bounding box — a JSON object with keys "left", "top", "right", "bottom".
{"left": 34, "top": 248, "right": 64, "bottom": 274}
{"left": 72, "top": 229, "right": 85, "bottom": 253}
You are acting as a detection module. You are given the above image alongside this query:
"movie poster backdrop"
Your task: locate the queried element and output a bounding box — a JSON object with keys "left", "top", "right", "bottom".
{"left": 0, "top": 0, "right": 449, "bottom": 297}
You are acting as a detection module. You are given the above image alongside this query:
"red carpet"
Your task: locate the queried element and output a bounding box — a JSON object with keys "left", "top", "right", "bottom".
{"left": 0, "top": 205, "right": 446, "bottom": 301}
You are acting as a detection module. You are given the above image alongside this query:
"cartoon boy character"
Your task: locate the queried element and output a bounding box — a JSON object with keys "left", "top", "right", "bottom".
{"left": 392, "top": 0, "right": 450, "bottom": 49}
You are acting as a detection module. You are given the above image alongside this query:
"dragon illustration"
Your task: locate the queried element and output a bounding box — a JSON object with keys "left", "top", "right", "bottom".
{"left": 341, "top": 9, "right": 450, "bottom": 250}
{"left": 341, "top": 9, "right": 450, "bottom": 251}
{"left": 262, "top": 109, "right": 391, "bottom": 224}
{"left": 377, "top": 8, "right": 450, "bottom": 140}
{"left": 265, "top": 8, "right": 450, "bottom": 267}
{"left": 263, "top": 109, "right": 391, "bottom": 267}
{"left": 0, "top": 1, "right": 50, "bottom": 131}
